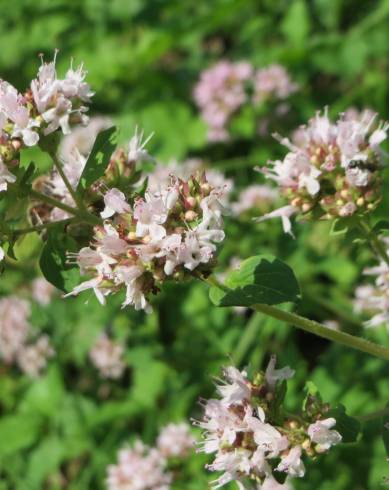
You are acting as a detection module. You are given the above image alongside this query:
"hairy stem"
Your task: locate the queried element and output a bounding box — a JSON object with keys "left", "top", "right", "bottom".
{"left": 205, "top": 276, "right": 389, "bottom": 362}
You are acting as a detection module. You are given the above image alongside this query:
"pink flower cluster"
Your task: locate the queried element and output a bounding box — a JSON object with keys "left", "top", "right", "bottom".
{"left": 257, "top": 109, "right": 388, "bottom": 234}
{"left": 232, "top": 185, "right": 278, "bottom": 216}
{"left": 194, "top": 358, "right": 341, "bottom": 489}
{"left": 194, "top": 61, "right": 297, "bottom": 142}
{"left": 354, "top": 246, "right": 389, "bottom": 330}
{"left": 253, "top": 64, "right": 298, "bottom": 104}
{"left": 157, "top": 422, "right": 195, "bottom": 458}
{"left": 89, "top": 333, "right": 125, "bottom": 379}
{"left": 107, "top": 440, "right": 171, "bottom": 490}
{"left": 0, "top": 55, "right": 93, "bottom": 193}
{"left": 66, "top": 173, "right": 225, "bottom": 312}
{"left": 194, "top": 61, "right": 252, "bottom": 142}
{"left": 31, "top": 277, "right": 56, "bottom": 306}
{"left": 0, "top": 296, "right": 54, "bottom": 377}
{"left": 107, "top": 423, "right": 194, "bottom": 490}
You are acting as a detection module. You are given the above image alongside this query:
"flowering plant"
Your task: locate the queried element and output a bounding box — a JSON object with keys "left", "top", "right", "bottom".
{"left": 1, "top": 52, "right": 389, "bottom": 490}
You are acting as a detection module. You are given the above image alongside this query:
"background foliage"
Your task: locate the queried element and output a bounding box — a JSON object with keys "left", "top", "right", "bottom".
{"left": 0, "top": 0, "right": 388, "bottom": 488}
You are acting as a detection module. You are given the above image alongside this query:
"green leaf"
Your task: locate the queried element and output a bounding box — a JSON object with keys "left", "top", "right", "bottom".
{"left": 302, "top": 380, "right": 325, "bottom": 417}
{"left": 209, "top": 255, "right": 300, "bottom": 307}
{"left": 330, "top": 217, "right": 350, "bottom": 236}
{"left": 39, "top": 224, "right": 80, "bottom": 293}
{"left": 0, "top": 413, "right": 42, "bottom": 456}
{"left": 373, "top": 220, "right": 389, "bottom": 235}
{"left": 20, "top": 366, "right": 65, "bottom": 418}
{"left": 18, "top": 162, "right": 36, "bottom": 196}
{"left": 26, "top": 436, "right": 64, "bottom": 486}
{"left": 77, "top": 126, "right": 117, "bottom": 192}
{"left": 281, "top": 0, "right": 310, "bottom": 47}
{"left": 327, "top": 404, "right": 361, "bottom": 443}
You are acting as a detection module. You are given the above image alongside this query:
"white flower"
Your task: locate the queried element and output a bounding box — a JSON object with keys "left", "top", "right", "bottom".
{"left": 217, "top": 366, "right": 251, "bottom": 406}
{"left": 101, "top": 188, "right": 131, "bottom": 219}
{"left": 307, "top": 418, "right": 342, "bottom": 452}
{"left": 65, "top": 276, "right": 108, "bottom": 305}
{"left": 0, "top": 296, "right": 31, "bottom": 363}
{"left": 134, "top": 195, "right": 169, "bottom": 241}
{"left": 261, "top": 476, "right": 293, "bottom": 490}
{"left": 31, "top": 56, "right": 93, "bottom": 136}
{"left": 31, "top": 278, "right": 55, "bottom": 306}
{"left": 255, "top": 205, "right": 298, "bottom": 236}
{"left": 232, "top": 185, "right": 277, "bottom": 215}
{"left": 253, "top": 64, "right": 298, "bottom": 103}
{"left": 59, "top": 116, "right": 112, "bottom": 158}
{"left": 127, "top": 127, "right": 154, "bottom": 163}
{"left": 353, "top": 250, "right": 389, "bottom": 330}
{"left": 115, "top": 265, "right": 150, "bottom": 312}
{"left": 246, "top": 416, "right": 289, "bottom": 458}
{"left": 157, "top": 423, "right": 195, "bottom": 458}
{"left": 208, "top": 450, "right": 252, "bottom": 489}
{"left": 16, "top": 335, "right": 54, "bottom": 378}
{"left": 106, "top": 440, "right": 171, "bottom": 490}
{"left": 265, "top": 355, "right": 295, "bottom": 389}
{"left": 0, "top": 80, "right": 40, "bottom": 146}
{"left": 276, "top": 446, "right": 305, "bottom": 477}
{"left": 0, "top": 160, "right": 16, "bottom": 192}
{"left": 89, "top": 334, "right": 125, "bottom": 379}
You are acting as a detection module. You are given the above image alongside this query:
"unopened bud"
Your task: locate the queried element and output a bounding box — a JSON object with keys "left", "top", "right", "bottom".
{"left": 201, "top": 183, "right": 212, "bottom": 195}
{"left": 184, "top": 210, "right": 198, "bottom": 221}
{"left": 340, "top": 190, "right": 349, "bottom": 199}
{"left": 186, "top": 196, "right": 197, "bottom": 208}
{"left": 288, "top": 420, "right": 299, "bottom": 430}
{"left": 291, "top": 197, "right": 302, "bottom": 207}
{"left": 302, "top": 439, "right": 311, "bottom": 451}
{"left": 11, "top": 139, "right": 22, "bottom": 151}
{"left": 356, "top": 197, "right": 364, "bottom": 206}
{"left": 315, "top": 444, "right": 327, "bottom": 454}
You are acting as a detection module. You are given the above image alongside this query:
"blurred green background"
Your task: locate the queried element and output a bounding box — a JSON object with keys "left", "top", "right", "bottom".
{"left": 0, "top": 0, "right": 389, "bottom": 489}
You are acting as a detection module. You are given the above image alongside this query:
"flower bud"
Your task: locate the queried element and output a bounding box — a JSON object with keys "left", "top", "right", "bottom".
{"left": 184, "top": 210, "right": 198, "bottom": 221}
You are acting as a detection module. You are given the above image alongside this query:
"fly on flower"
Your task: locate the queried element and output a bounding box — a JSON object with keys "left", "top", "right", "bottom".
{"left": 256, "top": 108, "right": 388, "bottom": 235}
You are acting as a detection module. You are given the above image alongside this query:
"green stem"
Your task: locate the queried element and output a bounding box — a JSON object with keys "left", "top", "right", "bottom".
{"left": 357, "top": 406, "right": 389, "bottom": 422}
{"left": 205, "top": 275, "right": 389, "bottom": 361}
{"left": 357, "top": 217, "right": 389, "bottom": 266}
{"left": 48, "top": 150, "right": 85, "bottom": 210}
{"left": 13, "top": 218, "right": 74, "bottom": 236}
{"left": 30, "top": 189, "right": 80, "bottom": 216}
{"left": 30, "top": 189, "right": 101, "bottom": 226}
